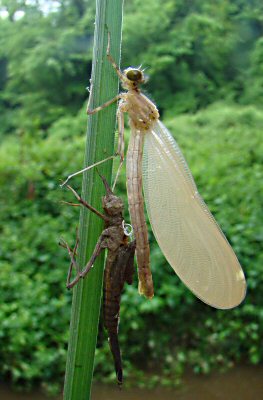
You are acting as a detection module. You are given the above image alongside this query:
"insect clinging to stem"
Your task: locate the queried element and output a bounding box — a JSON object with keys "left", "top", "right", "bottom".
{"left": 62, "top": 33, "right": 246, "bottom": 309}
{"left": 60, "top": 175, "right": 136, "bottom": 386}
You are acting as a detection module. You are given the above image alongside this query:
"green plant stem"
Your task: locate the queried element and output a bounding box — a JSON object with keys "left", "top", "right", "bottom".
{"left": 63, "top": 1, "right": 123, "bottom": 399}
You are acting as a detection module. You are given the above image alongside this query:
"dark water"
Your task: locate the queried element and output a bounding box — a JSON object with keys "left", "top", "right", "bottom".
{"left": 1, "top": 366, "right": 263, "bottom": 400}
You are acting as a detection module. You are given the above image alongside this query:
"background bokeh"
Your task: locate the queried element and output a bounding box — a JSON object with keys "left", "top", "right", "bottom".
{"left": 0, "top": 0, "right": 262, "bottom": 395}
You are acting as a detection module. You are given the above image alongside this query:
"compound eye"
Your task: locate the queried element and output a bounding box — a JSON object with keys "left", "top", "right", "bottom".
{"left": 126, "top": 69, "right": 142, "bottom": 82}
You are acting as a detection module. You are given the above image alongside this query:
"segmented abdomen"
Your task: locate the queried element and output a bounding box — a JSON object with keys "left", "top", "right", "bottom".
{"left": 103, "top": 253, "right": 121, "bottom": 333}
{"left": 126, "top": 129, "right": 154, "bottom": 299}
{"left": 103, "top": 253, "right": 123, "bottom": 385}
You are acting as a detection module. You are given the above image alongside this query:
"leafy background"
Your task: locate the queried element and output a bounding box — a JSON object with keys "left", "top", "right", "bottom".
{"left": 0, "top": 0, "right": 262, "bottom": 394}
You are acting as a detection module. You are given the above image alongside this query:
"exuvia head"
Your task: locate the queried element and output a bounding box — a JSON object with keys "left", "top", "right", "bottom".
{"left": 98, "top": 173, "right": 124, "bottom": 216}
{"left": 102, "top": 194, "right": 124, "bottom": 216}
{"left": 122, "top": 67, "right": 146, "bottom": 90}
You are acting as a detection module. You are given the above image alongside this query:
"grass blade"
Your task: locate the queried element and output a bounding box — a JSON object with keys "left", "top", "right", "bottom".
{"left": 63, "top": 1, "right": 124, "bottom": 399}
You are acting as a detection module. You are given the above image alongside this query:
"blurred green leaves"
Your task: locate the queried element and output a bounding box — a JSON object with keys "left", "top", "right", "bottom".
{"left": 1, "top": 104, "right": 262, "bottom": 389}
{"left": 0, "top": 0, "right": 263, "bottom": 392}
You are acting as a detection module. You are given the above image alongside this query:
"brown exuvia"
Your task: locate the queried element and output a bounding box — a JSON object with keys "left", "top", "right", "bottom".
{"left": 60, "top": 175, "right": 136, "bottom": 385}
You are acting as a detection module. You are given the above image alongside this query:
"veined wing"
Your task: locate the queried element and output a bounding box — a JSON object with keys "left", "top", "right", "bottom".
{"left": 142, "top": 120, "right": 246, "bottom": 309}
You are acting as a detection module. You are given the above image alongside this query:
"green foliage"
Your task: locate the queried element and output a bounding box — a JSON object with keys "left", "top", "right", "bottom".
{"left": 0, "top": 104, "right": 262, "bottom": 390}
{"left": 0, "top": 109, "right": 86, "bottom": 391}
{"left": 0, "top": 0, "right": 263, "bottom": 393}
{"left": 0, "top": 1, "right": 93, "bottom": 136}
{"left": 243, "top": 37, "right": 263, "bottom": 104}
{"left": 122, "top": 0, "right": 263, "bottom": 113}
{"left": 1, "top": 0, "right": 263, "bottom": 136}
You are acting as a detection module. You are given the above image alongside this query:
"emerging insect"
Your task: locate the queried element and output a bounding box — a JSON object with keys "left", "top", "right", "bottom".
{"left": 62, "top": 36, "right": 246, "bottom": 309}
{"left": 60, "top": 176, "right": 136, "bottom": 385}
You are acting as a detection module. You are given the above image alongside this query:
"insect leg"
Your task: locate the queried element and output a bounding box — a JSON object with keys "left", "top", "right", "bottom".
{"left": 59, "top": 237, "right": 82, "bottom": 289}
{"left": 65, "top": 184, "right": 107, "bottom": 221}
{"left": 61, "top": 231, "right": 107, "bottom": 288}
{"left": 60, "top": 155, "right": 116, "bottom": 187}
{"left": 117, "top": 105, "right": 125, "bottom": 160}
{"left": 62, "top": 102, "right": 127, "bottom": 188}
{"left": 112, "top": 107, "right": 125, "bottom": 190}
{"left": 87, "top": 94, "right": 121, "bottom": 115}
{"left": 60, "top": 200, "right": 81, "bottom": 207}
{"left": 106, "top": 31, "right": 124, "bottom": 82}
{"left": 79, "top": 235, "right": 105, "bottom": 279}
{"left": 66, "top": 235, "right": 80, "bottom": 288}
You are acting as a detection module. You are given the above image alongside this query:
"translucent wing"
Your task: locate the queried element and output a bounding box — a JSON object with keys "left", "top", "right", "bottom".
{"left": 143, "top": 120, "right": 246, "bottom": 309}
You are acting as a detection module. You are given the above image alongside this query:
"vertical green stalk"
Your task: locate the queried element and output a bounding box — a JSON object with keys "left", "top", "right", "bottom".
{"left": 63, "top": 1, "right": 123, "bottom": 399}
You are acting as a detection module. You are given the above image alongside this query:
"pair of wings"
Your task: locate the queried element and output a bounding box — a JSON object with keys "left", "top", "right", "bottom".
{"left": 142, "top": 120, "right": 246, "bottom": 309}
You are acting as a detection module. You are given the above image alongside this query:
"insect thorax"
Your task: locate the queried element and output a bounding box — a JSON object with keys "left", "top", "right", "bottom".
{"left": 123, "top": 92, "right": 159, "bottom": 131}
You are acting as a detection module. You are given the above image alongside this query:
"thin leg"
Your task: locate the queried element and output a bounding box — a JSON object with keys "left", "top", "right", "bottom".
{"left": 112, "top": 108, "right": 125, "bottom": 191}
{"left": 106, "top": 31, "right": 124, "bottom": 82}
{"left": 60, "top": 155, "right": 116, "bottom": 187}
{"left": 60, "top": 200, "right": 81, "bottom": 207}
{"left": 65, "top": 184, "right": 107, "bottom": 221}
{"left": 67, "top": 236, "right": 80, "bottom": 288}
{"left": 80, "top": 235, "right": 104, "bottom": 279}
{"left": 87, "top": 93, "right": 121, "bottom": 115}
{"left": 117, "top": 107, "right": 125, "bottom": 161}
{"left": 62, "top": 235, "right": 104, "bottom": 289}
{"left": 59, "top": 238, "right": 79, "bottom": 269}
{"left": 59, "top": 239, "right": 78, "bottom": 257}
{"left": 62, "top": 228, "right": 110, "bottom": 289}
{"left": 59, "top": 237, "right": 81, "bottom": 289}
{"left": 112, "top": 160, "right": 124, "bottom": 192}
